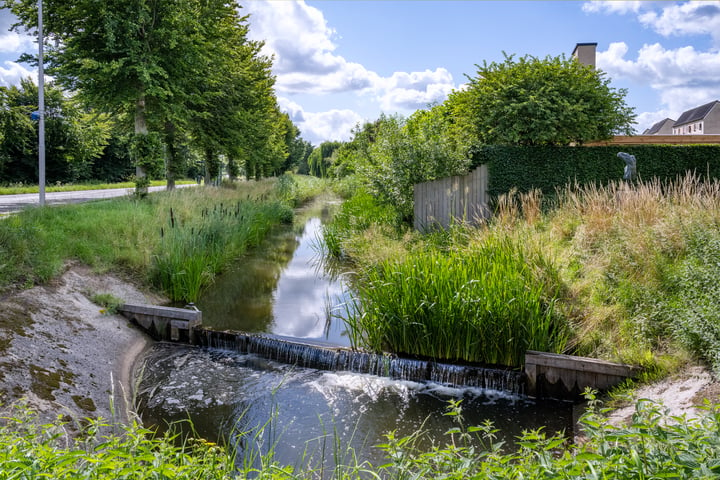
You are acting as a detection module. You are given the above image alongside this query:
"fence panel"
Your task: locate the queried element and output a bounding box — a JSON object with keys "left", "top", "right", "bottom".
{"left": 413, "top": 164, "right": 489, "bottom": 231}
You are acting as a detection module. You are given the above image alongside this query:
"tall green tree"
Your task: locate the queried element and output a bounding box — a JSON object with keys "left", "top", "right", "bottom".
{"left": 448, "top": 53, "right": 636, "bottom": 146}
{"left": 183, "top": 1, "right": 286, "bottom": 183}
{"left": 2, "top": 0, "right": 278, "bottom": 190}
{"left": 279, "top": 113, "right": 311, "bottom": 174}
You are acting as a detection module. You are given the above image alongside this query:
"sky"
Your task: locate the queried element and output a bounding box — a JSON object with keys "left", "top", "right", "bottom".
{"left": 2, "top": 1, "right": 720, "bottom": 145}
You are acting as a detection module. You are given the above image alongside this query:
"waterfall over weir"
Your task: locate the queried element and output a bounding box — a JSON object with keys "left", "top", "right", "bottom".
{"left": 195, "top": 328, "right": 526, "bottom": 395}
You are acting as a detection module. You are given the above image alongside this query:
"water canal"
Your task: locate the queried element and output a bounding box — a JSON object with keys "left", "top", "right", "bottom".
{"left": 136, "top": 196, "right": 575, "bottom": 470}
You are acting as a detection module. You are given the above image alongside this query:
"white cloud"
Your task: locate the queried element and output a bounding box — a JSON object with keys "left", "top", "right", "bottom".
{"left": 638, "top": 1, "right": 720, "bottom": 44}
{"left": 582, "top": 1, "right": 644, "bottom": 15}
{"left": 0, "top": 60, "right": 34, "bottom": 86}
{"left": 598, "top": 41, "right": 720, "bottom": 126}
{"left": 0, "top": 9, "right": 35, "bottom": 55}
{"left": 375, "top": 69, "right": 455, "bottom": 111}
{"left": 243, "top": 0, "right": 457, "bottom": 140}
{"left": 278, "top": 97, "right": 362, "bottom": 145}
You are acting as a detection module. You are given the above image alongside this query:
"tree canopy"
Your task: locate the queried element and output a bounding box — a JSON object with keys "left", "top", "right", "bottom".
{"left": 447, "top": 53, "right": 636, "bottom": 146}
{"left": 0, "top": 79, "right": 110, "bottom": 184}
{"left": 1, "top": 0, "right": 291, "bottom": 186}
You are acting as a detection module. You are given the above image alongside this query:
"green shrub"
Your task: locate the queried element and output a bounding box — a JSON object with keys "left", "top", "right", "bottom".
{"left": 4, "top": 397, "right": 720, "bottom": 479}
{"left": 474, "top": 144, "right": 720, "bottom": 200}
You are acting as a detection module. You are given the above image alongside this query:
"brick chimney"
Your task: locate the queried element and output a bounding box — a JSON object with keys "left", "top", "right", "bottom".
{"left": 572, "top": 42, "right": 597, "bottom": 68}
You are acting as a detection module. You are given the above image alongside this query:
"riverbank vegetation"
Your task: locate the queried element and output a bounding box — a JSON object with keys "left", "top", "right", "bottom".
{"left": 325, "top": 173, "right": 720, "bottom": 378}
{"left": 0, "top": 175, "right": 326, "bottom": 302}
{"left": 3, "top": 396, "right": 720, "bottom": 479}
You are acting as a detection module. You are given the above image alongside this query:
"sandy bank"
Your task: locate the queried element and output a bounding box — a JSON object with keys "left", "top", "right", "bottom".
{"left": 0, "top": 265, "right": 163, "bottom": 425}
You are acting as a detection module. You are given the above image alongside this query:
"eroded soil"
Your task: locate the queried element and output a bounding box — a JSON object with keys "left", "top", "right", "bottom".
{"left": 0, "top": 265, "right": 164, "bottom": 426}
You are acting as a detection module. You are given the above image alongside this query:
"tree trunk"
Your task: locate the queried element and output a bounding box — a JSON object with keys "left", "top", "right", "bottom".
{"left": 164, "top": 121, "right": 177, "bottom": 191}
{"left": 134, "top": 96, "right": 149, "bottom": 195}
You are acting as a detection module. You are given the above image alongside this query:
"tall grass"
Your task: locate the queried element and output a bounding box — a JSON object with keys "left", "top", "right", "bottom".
{"left": 345, "top": 233, "right": 569, "bottom": 367}
{"left": 151, "top": 200, "right": 293, "bottom": 302}
{"left": 329, "top": 173, "right": 720, "bottom": 374}
{"left": 0, "top": 176, "right": 317, "bottom": 298}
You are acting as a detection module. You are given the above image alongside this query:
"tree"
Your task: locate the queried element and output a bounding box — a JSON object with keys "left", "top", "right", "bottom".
{"left": 447, "top": 53, "right": 636, "bottom": 146}
{"left": 307, "top": 141, "right": 342, "bottom": 178}
{"left": 2, "top": 0, "right": 281, "bottom": 190}
{"left": 0, "top": 79, "right": 110, "bottom": 184}
{"left": 280, "top": 113, "right": 311, "bottom": 174}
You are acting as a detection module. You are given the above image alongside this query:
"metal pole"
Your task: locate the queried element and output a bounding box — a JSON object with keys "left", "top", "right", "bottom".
{"left": 38, "top": 0, "right": 45, "bottom": 206}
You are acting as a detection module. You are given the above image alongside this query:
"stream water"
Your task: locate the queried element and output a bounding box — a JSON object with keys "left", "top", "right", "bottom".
{"left": 136, "top": 197, "right": 575, "bottom": 471}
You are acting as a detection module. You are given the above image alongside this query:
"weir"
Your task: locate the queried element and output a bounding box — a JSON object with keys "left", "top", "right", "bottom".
{"left": 195, "top": 328, "right": 525, "bottom": 395}
{"left": 121, "top": 303, "right": 640, "bottom": 400}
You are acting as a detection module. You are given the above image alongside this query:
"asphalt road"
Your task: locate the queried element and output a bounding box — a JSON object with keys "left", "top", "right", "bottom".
{"left": 0, "top": 184, "right": 196, "bottom": 214}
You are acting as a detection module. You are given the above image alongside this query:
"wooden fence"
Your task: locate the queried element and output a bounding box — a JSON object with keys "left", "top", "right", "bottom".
{"left": 413, "top": 164, "right": 489, "bottom": 232}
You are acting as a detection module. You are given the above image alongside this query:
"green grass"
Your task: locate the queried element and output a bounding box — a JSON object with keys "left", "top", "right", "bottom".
{"left": 0, "top": 175, "right": 318, "bottom": 300}
{"left": 328, "top": 173, "right": 720, "bottom": 375}
{"left": 0, "top": 179, "right": 196, "bottom": 195}
{"left": 346, "top": 233, "right": 569, "bottom": 367}
{"left": 151, "top": 200, "right": 294, "bottom": 302}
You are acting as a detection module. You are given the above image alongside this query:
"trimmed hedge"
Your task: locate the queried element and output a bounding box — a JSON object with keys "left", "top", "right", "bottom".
{"left": 472, "top": 145, "right": 720, "bottom": 198}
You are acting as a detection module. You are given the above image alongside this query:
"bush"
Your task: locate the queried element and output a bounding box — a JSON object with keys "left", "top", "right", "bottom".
{"left": 474, "top": 144, "right": 720, "bottom": 200}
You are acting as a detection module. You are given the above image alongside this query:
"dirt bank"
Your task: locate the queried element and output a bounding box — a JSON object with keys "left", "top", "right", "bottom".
{"left": 605, "top": 365, "right": 720, "bottom": 425}
{"left": 0, "top": 265, "right": 164, "bottom": 426}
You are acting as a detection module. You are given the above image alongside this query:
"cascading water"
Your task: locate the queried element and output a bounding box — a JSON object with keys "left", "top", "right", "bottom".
{"left": 135, "top": 196, "right": 575, "bottom": 471}
{"left": 194, "top": 329, "right": 526, "bottom": 394}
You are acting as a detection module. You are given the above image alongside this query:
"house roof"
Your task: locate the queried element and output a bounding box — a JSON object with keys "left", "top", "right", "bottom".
{"left": 674, "top": 100, "right": 720, "bottom": 127}
{"left": 644, "top": 118, "right": 675, "bottom": 134}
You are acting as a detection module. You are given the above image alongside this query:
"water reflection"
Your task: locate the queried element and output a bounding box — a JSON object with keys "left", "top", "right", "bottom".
{"left": 197, "top": 197, "right": 351, "bottom": 345}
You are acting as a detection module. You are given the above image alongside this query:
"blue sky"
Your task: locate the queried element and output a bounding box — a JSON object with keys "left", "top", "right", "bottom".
{"left": 3, "top": 1, "right": 720, "bottom": 145}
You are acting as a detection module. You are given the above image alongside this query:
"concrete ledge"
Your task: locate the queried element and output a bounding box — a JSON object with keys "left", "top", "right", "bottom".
{"left": 525, "top": 350, "right": 641, "bottom": 399}
{"left": 118, "top": 304, "right": 202, "bottom": 342}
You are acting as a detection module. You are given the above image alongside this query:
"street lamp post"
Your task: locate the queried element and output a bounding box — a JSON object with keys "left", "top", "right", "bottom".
{"left": 38, "top": 0, "right": 45, "bottom": 206}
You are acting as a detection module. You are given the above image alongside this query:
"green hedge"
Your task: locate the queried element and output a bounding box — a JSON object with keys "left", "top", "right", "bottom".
{"left": 471, "top": 145, "right": 720, "bottom": 198}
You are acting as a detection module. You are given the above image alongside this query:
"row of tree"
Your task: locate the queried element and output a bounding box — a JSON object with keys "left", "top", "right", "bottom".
{"left": 0, "top": 0, "right": 312, "bottom": 188}
{"left": 306, "top": 53, "right": 636, "bottom": 222}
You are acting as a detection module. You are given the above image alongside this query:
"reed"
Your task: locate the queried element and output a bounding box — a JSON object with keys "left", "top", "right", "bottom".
{"left": 0, "top": 176, "right": 312, "bottom": 298}
{"left": 151, "top": 199, "right": 295, "bottom": 302}
{"left": 345, "top": 233, "right": 569, "bottom": 367}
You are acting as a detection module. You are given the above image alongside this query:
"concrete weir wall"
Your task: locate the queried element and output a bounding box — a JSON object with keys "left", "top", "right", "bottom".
{"left": 119, "top": 303, "right": 641, "bottom": 400}
{"left": 525, "top": 350, "right": 641, "bottom": 399}
{"left": 118, "top": 303, "right": 202, "bottom": 343}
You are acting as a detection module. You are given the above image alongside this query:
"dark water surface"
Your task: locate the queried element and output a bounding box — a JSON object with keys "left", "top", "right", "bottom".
{"left": 137, "top": 196, "right": 575, "bottom": 471}
{"left": 138, "top": 344, "right": 574, "bottom": 470}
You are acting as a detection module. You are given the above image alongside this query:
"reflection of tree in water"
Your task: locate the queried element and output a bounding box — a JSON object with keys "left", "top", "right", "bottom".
{"left": 197, "top": 196, "right": 343, "bottom": 334}
{"left": 197, "top": 225, "right": 299, "bottom": 332}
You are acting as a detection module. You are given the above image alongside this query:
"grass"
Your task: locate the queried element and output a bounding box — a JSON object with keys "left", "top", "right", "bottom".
{"left": 0, "top": 179, "right": 196, "bottom": 195}
{"left": 0, "top": 175, "right": 323, "bottom": 302}
{"left": 151, "top": 200, "right": 294, "bottom": 302}
{"left": 4, "top": 395, "right": 720, "bottom": 479}
{"left": 328, "top": 173, "right": 720, "bottom": 376}
{"left": 346, "top": 233, "right": 569, "bottom": 367}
